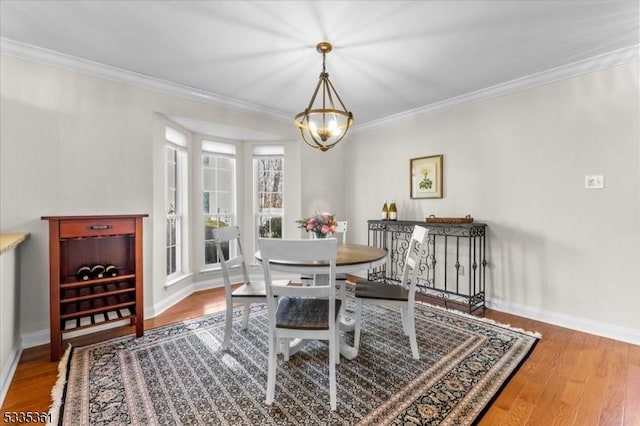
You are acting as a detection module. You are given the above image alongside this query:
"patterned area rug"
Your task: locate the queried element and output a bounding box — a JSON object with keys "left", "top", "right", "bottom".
{"left": 51, "top": 302, "right": 539, "bottom": 425}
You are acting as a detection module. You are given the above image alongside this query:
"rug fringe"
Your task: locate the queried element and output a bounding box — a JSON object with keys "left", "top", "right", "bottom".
{"left": 47, "top": 344, "right": 72, "bottom": 426}
{"left": 417, "top": 301, "right": 543, "bottom": 339}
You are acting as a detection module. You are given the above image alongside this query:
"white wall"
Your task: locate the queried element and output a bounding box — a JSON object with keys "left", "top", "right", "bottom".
{"left": 0, "top": 55, "right": 297, "bottom": 338}
{"left": 2, "top": 53, "right": 638, "bottom": 348}
{"left": 345, "top": 62, "right": 640, "bottom": 340}
{"left": 300, "top": 140, "right": 346, "bottom": 227}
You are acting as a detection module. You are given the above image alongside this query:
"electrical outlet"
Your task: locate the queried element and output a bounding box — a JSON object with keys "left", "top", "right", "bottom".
{"left": 458, "top": 265, "right": 464, "bottom": 276}
{"left": 585, "top": 174, "right": 604, "bottom": 189}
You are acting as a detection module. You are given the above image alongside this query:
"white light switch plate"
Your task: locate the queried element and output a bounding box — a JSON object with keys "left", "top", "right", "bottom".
{"left": 585, "top": 175, "right": 605, "bottom": 189}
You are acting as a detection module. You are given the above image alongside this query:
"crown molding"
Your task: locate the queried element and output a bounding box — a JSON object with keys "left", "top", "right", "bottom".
{"left": 354, "top": 44, "right": 640, "bottom": 133}
{"left": 0, "top": 37, "right": 292, "bottom": 123}
{"left": 2, "top": 38, "right": 637, "bottom": 131}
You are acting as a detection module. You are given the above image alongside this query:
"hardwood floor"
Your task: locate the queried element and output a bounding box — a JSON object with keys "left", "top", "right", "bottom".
{"left": 2, "top": 287, "right": 638, "bottom": 425}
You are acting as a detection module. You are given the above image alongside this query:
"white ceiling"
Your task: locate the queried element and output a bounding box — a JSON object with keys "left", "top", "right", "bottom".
{"left": 1, "top": 1, "right": 638, "bottom": 137}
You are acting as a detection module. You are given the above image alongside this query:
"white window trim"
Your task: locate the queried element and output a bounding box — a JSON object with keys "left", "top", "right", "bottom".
{"left": 165, "top": 129, "right": 190, "bottom": 283}
{"left": 200, "top": 142, "right": 237, "bottom": 272}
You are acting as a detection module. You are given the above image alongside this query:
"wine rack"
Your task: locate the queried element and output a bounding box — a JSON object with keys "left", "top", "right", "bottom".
{"left": 42, "top": 214, "right": 147, "bottom": 361}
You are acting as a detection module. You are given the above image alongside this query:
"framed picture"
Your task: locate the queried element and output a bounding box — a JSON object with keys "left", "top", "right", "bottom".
{"left": 410, "top": 155, "right": 443, "bottom": 199}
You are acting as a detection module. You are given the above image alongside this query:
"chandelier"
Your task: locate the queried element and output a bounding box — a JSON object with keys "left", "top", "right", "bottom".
{"left": 294, "top": 42, "right": 354, "bottom": 152}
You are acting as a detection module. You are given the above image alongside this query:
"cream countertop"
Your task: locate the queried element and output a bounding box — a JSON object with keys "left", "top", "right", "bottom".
{"left": 0, "top": 233, "right": 29, "bottom": 255}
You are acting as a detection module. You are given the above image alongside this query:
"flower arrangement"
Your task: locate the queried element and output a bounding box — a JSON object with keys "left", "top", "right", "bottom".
{"left": 296, "top": 212, "right": 338, "bottom": 237}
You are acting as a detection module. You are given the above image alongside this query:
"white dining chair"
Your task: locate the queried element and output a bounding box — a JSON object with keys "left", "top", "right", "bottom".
{"left": 353, "top": 225, "right": 429, "bottom": 359}
{"left": 304, "top": 221, "right": 348, "bottom": 285}
{"left": 213, "top": 226, "right": 289, "bottom": 350}
{"left": 334, "top": 221, "right": 348, "bottom": 243}
{"left": 258, "top": 237, "right": 341, "bottom": 411}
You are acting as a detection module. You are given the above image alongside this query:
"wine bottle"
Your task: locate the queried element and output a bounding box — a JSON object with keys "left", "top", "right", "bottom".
{"left": 389, "top": 200, "right": 398, "bottom": 221}
{"left": 382, "top": 201, "right": 389, "bottom": 220}
{"left": 105, "top": 265, "right": 119, "bottom": 277}
{"left": 76, "top": 265, "right": 91, "bottom": 281}
{"left": 91, "top": 264, "right": 105, "bottom": 279}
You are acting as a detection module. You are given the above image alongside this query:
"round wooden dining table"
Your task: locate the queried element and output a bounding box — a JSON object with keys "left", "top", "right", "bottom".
{"left": 255, "top": 242, "right": 388, "bottom": 360}
{"left": 256, "top": 243, "right": 387, "bottom": 273}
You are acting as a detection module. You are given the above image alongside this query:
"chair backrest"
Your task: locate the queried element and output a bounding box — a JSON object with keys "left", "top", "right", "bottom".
{"left": 212, "top": 226, "right": 251, "bottom": 289}
{"left": 258, "top": 238, "right": 338, "bottom": 321}
{"left": 399, "top": 226, "right": 430, "bottom": 298}
{"left": 335, "top": 221, "right": 348, "bottom": 243}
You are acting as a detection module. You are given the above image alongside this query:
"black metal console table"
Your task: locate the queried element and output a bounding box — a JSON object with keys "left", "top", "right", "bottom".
{"left": 367, "top": 219, "right": 487, "bottom": 313}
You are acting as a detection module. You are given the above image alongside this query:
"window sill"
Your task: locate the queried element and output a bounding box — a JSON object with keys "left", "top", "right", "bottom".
{"left": 165, "top": 272, "right": 194, "bottom": 289}
{"left": 199, "top": 265, "right": 222, "bottom": 274}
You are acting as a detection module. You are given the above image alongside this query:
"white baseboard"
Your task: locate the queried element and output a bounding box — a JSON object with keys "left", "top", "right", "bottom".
{"left": 0, "top": 341, "right": 23, "bottom": 407}
{"left": 21, "top": 290, "right": 639, "bottom": 350}
{"left": 487, "top": 297, "right": 640, "bottom": 345}
{"left": 146, "top": 284, "right": 196, "bottom": 318}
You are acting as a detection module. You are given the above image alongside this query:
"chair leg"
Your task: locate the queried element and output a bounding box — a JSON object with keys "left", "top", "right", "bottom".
{"left": 400, "top": 306, "right": 410, "bottom": 335}
{"left": 334, "top": 325, "right": 340, "bottom": 365}
{"left": 266, "top": 333, "right": 277, "bottom": 405}
{"left": 408, "top": 310, "right": 419, "bottom": 360}
{"left": 282, "top": 338, "right": 290, "bottom": 361}
{"left": 329, "top": 336, "right": 337, "bottom": 411}
{"left": 241, "top": 304, "right": 251, "bottom": 330}
{"left": 354, "top": 298, "right": 363, "bottom": 351}
{"left": 222, "top": 304, "right": 233, "bottom": 350}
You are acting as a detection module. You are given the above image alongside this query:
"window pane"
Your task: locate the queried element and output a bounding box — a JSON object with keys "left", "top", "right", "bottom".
{"left": 217, "top": 193, "right": 230, "bottom": 213}
{"left": 203, "top": 168, "right": 215, "bottom": 190}
{"left": 167, "top": 189, "right": 176, "bottom": 213}
{"left": 166, "top": 162, "right": 176, "bottom": 187}
{"left": 204, "top": 217, "right": 231, "bottom": 265}
{"left": 167, "top": 218, "right": 175, "bottom": 245}
{"left": 216, "top": 169, "right": 229, "bottom": 190}
{"left": 203, "top": 192, "right": 210, "bottom": 214}
{"left": 216, "top": 157, "right": 230, "bottom": 169}
{"left": 256, "top": 158, "right": 283, "bottom": 211}
{"left": 169, "top": 247, "right": 176, "bottom": 274}
{"left": 258, "top": 216, "right": 282, "bottom": 238}
{"left": 254, "top": 153, "right": 283, "bottom": 240}
{"left": 204, "top": 241, "right": 217, "bottom": 265}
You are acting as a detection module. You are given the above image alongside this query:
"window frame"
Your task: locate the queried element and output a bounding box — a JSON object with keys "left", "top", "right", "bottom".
{"left": 165, "top": 127, "right": 189, "bottom": 283}
{"left": 201, "top": 143, "right": 237, "bottom": 270}
{"left": 253, "top": 148, "right": 285, "bottom": 242}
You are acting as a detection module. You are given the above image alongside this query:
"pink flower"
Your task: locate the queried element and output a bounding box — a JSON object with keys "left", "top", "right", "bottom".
{"left": 297, "top": 212, "right": 338, "bottom": 235}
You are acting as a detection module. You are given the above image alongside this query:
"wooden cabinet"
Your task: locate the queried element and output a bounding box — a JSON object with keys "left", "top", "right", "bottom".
{"left": 42, "top": 214, "right": 147, "bottom": 361}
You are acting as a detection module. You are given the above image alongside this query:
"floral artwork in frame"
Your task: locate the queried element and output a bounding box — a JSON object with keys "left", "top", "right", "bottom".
{"left": 410, "top": 155, "right": 443, "bottom": 199}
